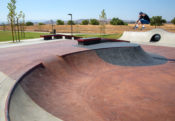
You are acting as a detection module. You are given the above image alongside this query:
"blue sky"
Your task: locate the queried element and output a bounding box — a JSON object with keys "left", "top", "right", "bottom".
{"left": 0, "top": 0, "right": 175, "bottom": 22}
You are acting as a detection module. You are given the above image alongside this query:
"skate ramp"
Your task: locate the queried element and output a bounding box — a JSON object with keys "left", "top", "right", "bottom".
{"left": 120, "top": 29, "right": 175, "bottom": 47}
{"left": 8, "top": 43, "right": 170, "bottom": 121}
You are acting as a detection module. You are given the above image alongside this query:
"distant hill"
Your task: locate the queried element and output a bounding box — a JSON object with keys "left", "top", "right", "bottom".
{"left": 1, "top": 19, "right": 171, "bottom": 25}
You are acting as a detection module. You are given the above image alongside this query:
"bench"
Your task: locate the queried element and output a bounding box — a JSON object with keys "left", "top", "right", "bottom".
{"left": 40, "top": 34, "right": 82, "bottom": 40}
{"left": 77, "top": 38, "right": 101, "bottom": 45}
{"left": 77, "top": 38, "right": 130, "bottom": 45}
{"left": 64, "top": 35, "right": 82, "bottom": 40}
{"left": 54, "top": 34, "right": 64, "bottom": 39}
{"left": 40, "top": 35, "right": 54, "bottom": 40}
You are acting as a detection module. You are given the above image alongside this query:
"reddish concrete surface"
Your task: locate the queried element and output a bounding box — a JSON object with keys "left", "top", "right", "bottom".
{"left": 1, "top": 40, "right": 175, "bottom": 121}
{"left": 0, "top": 40, "right": 86, "bottom": 80}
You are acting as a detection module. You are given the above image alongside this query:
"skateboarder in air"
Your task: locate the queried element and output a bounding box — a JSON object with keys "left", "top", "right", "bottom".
{"left": 134, "top": 12, "right": 150, "bottom": 30}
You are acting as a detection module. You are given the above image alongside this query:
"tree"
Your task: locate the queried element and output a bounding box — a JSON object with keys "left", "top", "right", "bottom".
{"left": 67, "top": 20, "right": 75, "bottom": 25}
{"left": 26, "top": 21, "right": 34, "bottom": 26}
{"left": 171, "top": 17, "right": 175, "bottom": 25}
{"left": 56, "top": 20, "right": 64, "bottom": 25}
{"left": 110, "top": 17, "right": 126, "bottom": 25}
{"left": 21, "top": 13, "right": 25, "bottom": 37}
{"left": 38, "top": 22, "right": 45, "bottom": 25}
{"left": 99, "top": 9, "right": 107, "bottom": 35}
{"left": 81, "top": 20, "right": 89, "bottom": 25}
{"left": 7, "top": 0, "right": 25, "bottom": 42}
{"left": 16, "top": 11, "right": 23, "bottom": 42}
{"left": 150, "top": 16, "right": 166, "bottom": 27}
{"left": 7, "top": 0, "right": 16, "bottom": 42}
{"left": 90, "top": 19, "right": 99, "bottom": 25}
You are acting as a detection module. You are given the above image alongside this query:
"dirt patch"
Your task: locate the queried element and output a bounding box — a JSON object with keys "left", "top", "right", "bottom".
{"left": 0, "top": 24, "right": 175, "bottom": 34}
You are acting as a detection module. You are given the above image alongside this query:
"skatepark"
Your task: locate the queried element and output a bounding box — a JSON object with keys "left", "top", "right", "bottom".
{"left": 0, "top": 29, "right": 175, "bottom": 121}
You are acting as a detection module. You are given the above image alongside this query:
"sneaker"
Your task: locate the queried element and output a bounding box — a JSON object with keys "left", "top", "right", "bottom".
{"left": 133, "top": 26, "right": 138, "bottom": 29}
{"left": 141, "top": 27, "right": 145, "bottom": 30}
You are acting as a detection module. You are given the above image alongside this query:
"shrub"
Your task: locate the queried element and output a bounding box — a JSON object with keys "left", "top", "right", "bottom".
{"left": 26, "top": 21, "right": 34, "bottom": 26}
{"left": 171, "top": 17, "right": 175, "bottom": 25}
{"left": 124, "top": 22, "right": 128, "bottom": 25}
{"left": 67, "top": 20, "right": 75, "bottom": 25}
{"left": 110, "top": 17, "right": 126, "bottom": 25}
{"left": 90, "top": 19, "right": 99, "bottom": 25}
{"left": 38, "top": 23, "right": 45, "bottom": 25}
{"left": 56, "top": 20, "right": 64, "bottom": 25}
{"left": 1, "top": 23, "right": 6, "bottom": 31}
{"left": 150, "top": 16, "right": 166, "bottom": 26}
{"left": 81, "top": 20, "right": 89, "bottom": 25}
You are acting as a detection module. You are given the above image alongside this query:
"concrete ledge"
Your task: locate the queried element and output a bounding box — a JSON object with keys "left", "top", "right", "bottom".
{"left": 0, "top": 72, "right": 15, "bottom": 121}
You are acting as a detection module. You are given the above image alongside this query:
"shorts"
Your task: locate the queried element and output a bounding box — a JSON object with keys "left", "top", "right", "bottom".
{"left": 140, "top": 19, "right": 150, "bottom": 24}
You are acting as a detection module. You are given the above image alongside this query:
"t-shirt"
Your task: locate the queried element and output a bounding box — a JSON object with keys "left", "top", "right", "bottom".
{"left": 139, "top": 14, "right": 150, "bottom": 22}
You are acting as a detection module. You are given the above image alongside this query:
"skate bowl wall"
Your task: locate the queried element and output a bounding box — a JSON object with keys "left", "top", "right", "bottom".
{"left": 7, "top": 44, "right": 168, "bottom": 121}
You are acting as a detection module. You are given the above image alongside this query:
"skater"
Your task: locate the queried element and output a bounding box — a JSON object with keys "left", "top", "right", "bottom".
{"left": 134, "top": 12, "right": 150, "bottom": 30}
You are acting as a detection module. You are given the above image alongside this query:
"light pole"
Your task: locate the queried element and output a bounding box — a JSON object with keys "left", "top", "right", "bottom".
{"left": 68, "top": 13, "right": 73, "bottom": 36}
{"left": 50, "top": 19, "right": 54, "bottom": 34}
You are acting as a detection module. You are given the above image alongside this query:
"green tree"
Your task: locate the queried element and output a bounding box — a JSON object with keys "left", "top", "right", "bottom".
{"left": 67, "top": 20, "right": 75, "bottom": 25}
{"left": 171, "top": 17, "right": 175, "bottom": 25}
{"left": 21, "top": 13, "right": 25, "bottom": 37}
{"left": 110, "top": 17, "right": 126, "bottom": 25}
{"left": 81, "top": 20, "right": 89, "bottom": 25}
{"left": 38, "top": 22, "right": 45, "bottom": 25}
{"left": 150, "top": 16, "right": 166, "bottom": 27}
{"left": 26, "top": 21, "right": 34, "bottom": 26}
{"left": 16, "top": 11, "right": 23, "bottom": 42}
{"left": 7, "top": 0, "right": 16, "bottom": 42}
{"left": 99, "top": 9, "right": 107, "bottom": 35}
{"left": 56, "top": 20, "right": 64, "bottom": 25}
{"left": 90, "top": 19, "right": 99, "bottom": 25}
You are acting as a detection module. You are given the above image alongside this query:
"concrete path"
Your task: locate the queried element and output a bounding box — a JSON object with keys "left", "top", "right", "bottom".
{"left": 0, "top": 32, "right": 84, "bottom": 49}
{"left": 0, "top": 38, "right": 68, "bottom": 48}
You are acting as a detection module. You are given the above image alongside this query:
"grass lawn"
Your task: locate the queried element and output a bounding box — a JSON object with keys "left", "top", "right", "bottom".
{"left": 75, "top": 33, "right": 122, "bottom": 39}
{"left": 0, "top": 31, "right": 122, "bottom": 42}
{"left": 0, "top": 31, "right": 49, "bottom": 42}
